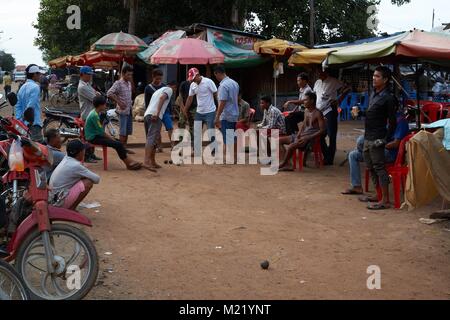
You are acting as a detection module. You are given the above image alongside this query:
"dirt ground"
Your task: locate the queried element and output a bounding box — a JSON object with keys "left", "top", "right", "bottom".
{"left": 1, "top": 87, "right": 449, "bottom": 300}
{"left": 81, "top": 121, "right": 449, "bottom": 300}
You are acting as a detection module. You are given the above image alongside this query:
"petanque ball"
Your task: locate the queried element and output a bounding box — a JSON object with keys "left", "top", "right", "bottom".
{"left": 260, "top": 260, "right": 269, "bottom": 270}
{"left": 164, "top": 160, "right": 169, "bottom": 164}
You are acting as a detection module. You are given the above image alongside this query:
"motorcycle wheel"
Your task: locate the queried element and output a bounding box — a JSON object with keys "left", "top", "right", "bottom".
{"left": 15, "top": 224, "right": 99, "bottom": 300}
{"left": 49, "top": 93, "right": 65, "bottom": 108}
{"left": 0, "top": 260, "right": 30, "bottom": 300}
{"left": 43, "top": 119, "right": 71, "bottom": 144}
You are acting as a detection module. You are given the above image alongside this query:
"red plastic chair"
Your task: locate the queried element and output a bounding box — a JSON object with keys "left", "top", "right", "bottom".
{"left": 77, "top": 118, "right": 109, "bottom": 171}
{"left": 364, "top": 134, "right": 414, "bottom": 209}
{"left": 420, "top": 102, "right": 444, "bottom": 123}
{"left": 292, "top": 136, "right": 323, "bottom": 171}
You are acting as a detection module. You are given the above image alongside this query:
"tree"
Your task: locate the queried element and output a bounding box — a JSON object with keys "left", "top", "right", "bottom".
{"left": 0, "top": 51, "right": 16, "bottom": 72}
{"left": 246, "top": 0, "right": 411, "bottom": 45}
{"left": 34, "top": 0, "right": 411, "bottom": 62}
{"left": 124, "top": 0, "right": 139, "bottom": 35}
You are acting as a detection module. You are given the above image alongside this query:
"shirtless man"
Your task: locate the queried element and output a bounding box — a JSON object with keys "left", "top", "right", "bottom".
{"left": 279, "top": 91, "right": 326, "bottom": 170}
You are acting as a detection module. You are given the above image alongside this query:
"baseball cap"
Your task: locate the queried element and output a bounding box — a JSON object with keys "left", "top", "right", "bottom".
{"left": 80, "top": 66, "right": 94, "bottom": 75}
{"left": 187, "top": 68, "right": 200, "bottom": 81}
{"left": 27, "top": 65, "right": 44, "bottom": 74}
{"left": 67, "top": 139, "right": 87, "bottom": 158}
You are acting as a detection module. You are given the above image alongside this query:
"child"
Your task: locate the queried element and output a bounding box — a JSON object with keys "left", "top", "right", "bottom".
{"left": 85, "top": 95, "right": 142, "bottom": 171}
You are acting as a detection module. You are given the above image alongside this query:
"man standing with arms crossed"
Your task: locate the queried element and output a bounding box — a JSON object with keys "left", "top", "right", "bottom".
{"left": 362, "top": 66, "right": 397, "bottom": 210}
{"left": 78, "top": 66, "right": 101, "bottom": 163}
{"left": 107, "top": 65, "right": 135, "bottom": 154}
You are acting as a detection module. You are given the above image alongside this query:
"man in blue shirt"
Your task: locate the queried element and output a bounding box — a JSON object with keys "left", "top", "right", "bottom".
{"left": 342, "top": 111, "right": 409, "bottom": 196}
{"left": 213, "top": 65, "right": 239, "bottom": 145}
{"left": 15, "top": 64, "right": 44, "bottom": 142}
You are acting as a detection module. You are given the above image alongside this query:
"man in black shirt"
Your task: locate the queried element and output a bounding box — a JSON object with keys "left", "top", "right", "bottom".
{"left": 362, "top": 66, "right": 397, "bottom": 210}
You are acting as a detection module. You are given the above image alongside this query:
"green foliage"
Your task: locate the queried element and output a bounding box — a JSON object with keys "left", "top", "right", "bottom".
{"left": 0, "top": 51, "right": 16, "bottom": 71}
{"left": 34, "top": 0, "right": 411, "bottom": 62}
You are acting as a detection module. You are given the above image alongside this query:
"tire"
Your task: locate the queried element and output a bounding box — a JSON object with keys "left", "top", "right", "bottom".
{"left": 0, "top": 260, "right": 30, "bottom": 300}
{"left": 49, "top": 93, "right": 65, "bottom": 108}
{"left": 15, "top": 224, "right": 99, "bottom": 300}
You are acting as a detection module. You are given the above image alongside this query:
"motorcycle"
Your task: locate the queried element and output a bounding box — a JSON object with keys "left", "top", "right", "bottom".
{"left": 0, "top": 93, "right": 99, "bottom": 300}
{"left": 43, "top": 98, "right": 120, "bottom": 144}
{"left": 0, "top": 259, "right": 29, "bottom": 300}
{"left": 49, "top": 83, "right": 78, "bottom": 107}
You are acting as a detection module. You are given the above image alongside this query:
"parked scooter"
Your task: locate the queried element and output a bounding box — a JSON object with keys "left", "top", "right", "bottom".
{"left": 0, "top": 93, "right": 99, "bottom": 300}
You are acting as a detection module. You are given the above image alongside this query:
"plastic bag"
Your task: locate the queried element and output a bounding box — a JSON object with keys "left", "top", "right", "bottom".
{"left": 8, "top": 139, "right": 25, "bottom": 172}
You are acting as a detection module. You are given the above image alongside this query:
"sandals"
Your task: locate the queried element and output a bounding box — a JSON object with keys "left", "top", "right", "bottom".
{"left": 127, "top": 162, "right": 142, "bottom": 171}
{"left": 341, "top": 188, "right": 363, "bottom": 195}
{"left": 367, "top": 203, "right": 391, "bottom": 210}
{"left": 358, "top": 195, "right": 379, "bottom": 203}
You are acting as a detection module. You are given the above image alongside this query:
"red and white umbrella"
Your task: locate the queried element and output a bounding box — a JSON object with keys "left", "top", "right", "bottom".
{"left": 151, "top": 38, "right": 225, "bottom": 65}
{"left": 92, "top": 31, "right": 148, "bottom": 54}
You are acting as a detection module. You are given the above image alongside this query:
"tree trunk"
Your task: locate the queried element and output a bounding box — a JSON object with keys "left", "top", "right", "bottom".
{"left": 128, "top": 0, "right": 138, "bottom": 35}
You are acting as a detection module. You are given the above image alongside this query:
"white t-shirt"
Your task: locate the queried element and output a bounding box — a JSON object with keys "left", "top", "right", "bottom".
{"left": 144, "top": 87, "right": 173, "bottom": 119}
{"left": 299, "top": 84, "right": 313, "bottom": 101}
{"left": 314, "top": 77, "right": 343, "bottom": 115}
{"left": 189, "top": 77, "right": 218, "bottom": 114}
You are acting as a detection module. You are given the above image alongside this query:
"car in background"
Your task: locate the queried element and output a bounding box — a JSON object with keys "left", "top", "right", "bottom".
{"left": 13, "top": 71, "right": 26, "bottom": 83}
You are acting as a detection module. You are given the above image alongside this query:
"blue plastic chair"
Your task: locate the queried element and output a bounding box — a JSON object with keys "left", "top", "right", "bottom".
{"left": 359, "top": 92, "right": 369, "bottom": 112}
{"left": 339, "top": 94, "right": 351, "bottom": 121}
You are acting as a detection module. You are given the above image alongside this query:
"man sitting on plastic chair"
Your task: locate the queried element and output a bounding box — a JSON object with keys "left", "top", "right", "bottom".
{"left": 278, "top": 92, "right": 326, "bottom": 171}
{"left": 341, "top": 110, "right": 409, "bottom": 196}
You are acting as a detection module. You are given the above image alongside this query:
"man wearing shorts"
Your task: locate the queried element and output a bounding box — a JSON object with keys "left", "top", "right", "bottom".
{"left": 49, "top": 140, "right": 100, "bottom": 210}
{"left": 144, "top": 68, "right": 174, "bottom": 151}
{"left": 107, "top": 65, "right": 135, "bottom": 153}
{"left": 143, "top": 82, "right": 178, "bottom": 170}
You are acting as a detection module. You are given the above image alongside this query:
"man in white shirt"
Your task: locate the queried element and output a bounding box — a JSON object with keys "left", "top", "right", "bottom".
{"left": 143, "top": 81, "right": 178, "bottom": 170}
{"left": 314, "top": 69, "right": 350, "bottom": 165}
{"left": 183, "top": 68, "right": 218, "bottom": 148}
{"left": 283, "top": 72, "right": 313, "bottom": 134}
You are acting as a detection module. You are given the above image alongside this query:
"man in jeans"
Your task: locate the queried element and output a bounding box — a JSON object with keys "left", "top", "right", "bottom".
{"left": 214, "top": 65, "right": 239, "bottom": 146}
{"left": 183, "top": 68, "right": 218, "bottom": 155}
{"left": 107, "top": 65, "right": 135, "bottom": 153}
{"left": 361, "top": 66, "right": 397, "bottom": 210}
{"left": 314, "top": 69, "right": 350, "bottom": 165}
{"left": 15, "top": 64, "right": 44, "bottom": 142}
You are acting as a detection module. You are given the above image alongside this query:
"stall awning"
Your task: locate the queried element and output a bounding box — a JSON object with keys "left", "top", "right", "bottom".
{"left": 253, "top": 38, "right": 307, "bottom": 56}
{"left": 325, "top": 30, "right": 450, "bottom": 67}
{"left": 137, "top": 30, "right": 186, "bottom": 64}
{"left": 206, "top": 28, "right": 268, "bottom": 68}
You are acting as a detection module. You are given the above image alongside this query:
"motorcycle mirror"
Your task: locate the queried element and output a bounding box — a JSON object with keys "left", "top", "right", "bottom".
{"left": 6, "top": 92, "right": 18, "bottom": 107}
{"left": 7, "top": 92, "right": 18, "bottom": 107}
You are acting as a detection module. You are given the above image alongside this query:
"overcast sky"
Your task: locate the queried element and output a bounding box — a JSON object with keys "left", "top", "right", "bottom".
{"left": 0, "top": 0, "right": 448, "bottom": 67}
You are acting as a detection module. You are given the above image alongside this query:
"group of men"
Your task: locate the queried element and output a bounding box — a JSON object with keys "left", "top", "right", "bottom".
{"left": 11, "top": 61, "right": 409, "bottom": 212}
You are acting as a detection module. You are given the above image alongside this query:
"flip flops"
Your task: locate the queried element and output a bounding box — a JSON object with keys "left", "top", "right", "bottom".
{"left": 127, "top": 162, "right": 142, "bottom": 171}
{"left": 341, "top": 188, "right": 363, "bottom": 195}
{"left": 367, "top": 203, "right": 391, "bottom": 210}
{"left": 358, "top": 195, "right": 379, "bottom": 203}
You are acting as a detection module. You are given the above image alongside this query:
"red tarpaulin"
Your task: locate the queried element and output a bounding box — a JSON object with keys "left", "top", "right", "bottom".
{"left": 396, "top": 30, "right": 450, "bottom": 61}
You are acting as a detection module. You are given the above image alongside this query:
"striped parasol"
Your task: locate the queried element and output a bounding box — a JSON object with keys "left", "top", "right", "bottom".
{"left": 91, "top": 31, "right": 148, "bottom": 55}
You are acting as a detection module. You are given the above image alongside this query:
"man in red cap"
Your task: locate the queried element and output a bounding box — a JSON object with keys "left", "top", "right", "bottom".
{"left": 183, "top": 68, "right": 218, "bottom": 152}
